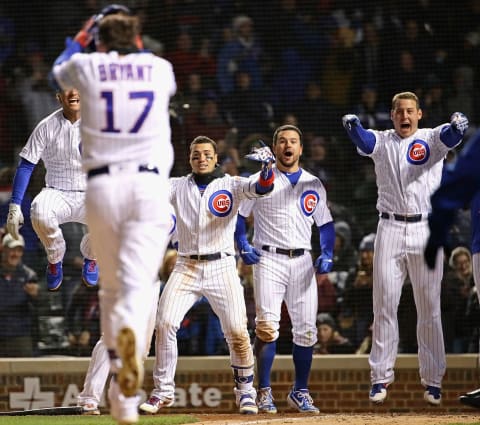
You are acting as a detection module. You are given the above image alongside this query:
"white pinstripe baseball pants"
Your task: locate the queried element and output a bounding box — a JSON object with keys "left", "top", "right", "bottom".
{"left": 30, "top": 187, "right": 94, "bottom": 263}
{"left": 369, "top": 218, "right": 446, "bottom": 387}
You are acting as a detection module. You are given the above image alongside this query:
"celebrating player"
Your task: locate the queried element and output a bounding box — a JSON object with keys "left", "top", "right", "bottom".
{"left": 235, "top": 124, "right": 335, "bottom": 414}
{"left": 139, "top": 135, "right": 275, "bottom": 415}
{"left": 423, "top": 130, "right": 480, "bottom": 408}
{"left": 342, "top": 91, "right": 469, "bottom": 405}
{"left": 52, "top": 12, "right": 176, "bottom": 425}
{"left": 6, "top": 88, "right": 98, "bottom": 292}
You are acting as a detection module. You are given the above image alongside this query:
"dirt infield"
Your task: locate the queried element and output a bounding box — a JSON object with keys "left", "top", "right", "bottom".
{"left": 191, "top": 413, "right": 480, "bottom": 425}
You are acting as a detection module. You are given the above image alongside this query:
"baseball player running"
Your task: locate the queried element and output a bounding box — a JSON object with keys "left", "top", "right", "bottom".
{"left": 76, "top": 209, "right": 176, "bottom": 416}
{"left": 6, "top": 88, "right": 98, "bottom": 292}
{"left": 139, "top": 135, "right": 275, "bottom": 415}
{"left": 52, "top": 12, "right": 176, "bottom": 425}
{"left": 235, "top": 124, "right": 335, "bottom": 414}
{"left": 423, "top": 130, "right": 480, "bottom": 408}
{"left": 342, "top": 91, "right": 469, "bottom": 405}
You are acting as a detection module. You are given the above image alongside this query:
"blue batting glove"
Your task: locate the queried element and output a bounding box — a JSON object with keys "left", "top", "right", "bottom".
{"left": 314, "top": 255, "right": 333, "bottom": 274}
{"left": 342, "top": 114, "right": 361, "bottom": 131}
{"left": 450, "top": 112, "right": 469, "bottom": 136}
{"left": 239, "top": 242, "right": 261, "bottom": 265}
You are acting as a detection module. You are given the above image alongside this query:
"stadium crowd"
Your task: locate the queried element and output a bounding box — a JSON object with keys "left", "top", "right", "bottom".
{"left": 0, "top": 0, "right": 479, "bottom": 356}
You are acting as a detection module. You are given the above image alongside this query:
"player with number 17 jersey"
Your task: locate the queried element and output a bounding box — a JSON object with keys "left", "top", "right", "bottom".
{"left": 53, "top": 50, "right": 176, "bottom": 173}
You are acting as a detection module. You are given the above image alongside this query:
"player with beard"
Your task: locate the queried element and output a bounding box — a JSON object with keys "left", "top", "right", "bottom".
{"left": 235, "top": 124, "right": 335, "bottom": 414}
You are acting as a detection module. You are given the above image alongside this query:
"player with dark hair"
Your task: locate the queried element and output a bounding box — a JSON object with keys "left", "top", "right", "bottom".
{"left": 234, "top": 124, "right": 335, "bottom": 414}
{"left": 6, "top": 88, "right": 98, "bottom": 292}
{"left": 342, "top": 91, "right": 468, "bottom": 405}
{"left": 52, "top": 11, "right": 176, "bottom": 425}
{"left": 423, "top": 130, "right": 480, "bottom": 409}
{"left": 139, "top": 135, "right": 275, "bottom": 415}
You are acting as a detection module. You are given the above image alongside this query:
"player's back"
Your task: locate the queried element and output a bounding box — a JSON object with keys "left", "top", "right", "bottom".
{"left": 55, "top": 51, "right": 176, "bottom": 172}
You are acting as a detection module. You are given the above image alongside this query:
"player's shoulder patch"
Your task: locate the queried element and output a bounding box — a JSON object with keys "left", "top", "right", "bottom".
{"left": 406, "top": 139, "right": 430, "bottom": 165}
{"left": 300, "top": 190, "right": 319, "bottom": 216}
{"left": 208, "top": 190, "right": 233, "bottom": 217}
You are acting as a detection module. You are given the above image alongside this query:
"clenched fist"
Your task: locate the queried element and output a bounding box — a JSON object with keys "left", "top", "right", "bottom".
{"left": 342, "top": 114, "right": 361, "bottom": 131}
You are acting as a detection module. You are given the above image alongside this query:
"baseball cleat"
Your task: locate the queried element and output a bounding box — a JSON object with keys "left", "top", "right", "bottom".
{"left": 78, "top": 402, "right": 100, "bottom": 415}
{"left": 424, "top": 385, "right": 441, "bottom": 405}
{"left": 116, "top": 327, "right": 143, "bottom": 397}
{"left": 369, "top": 383, "right": 388, "bottom": 403}
{"left": 459, "top": 388, "right": 480, "bottom": 408}
{"left": 139, "top": 395, "right": 174, "bottom": 414}
{"left": 82, "top": 258, "right": 99, "bottom": 287}
{"left": 46, "top": 261, "right": 63, "bottom": 291}
{"left": 287, "top": 388, "right": 319, "bottom": 414}
{"left": 108, "top": 378, "right": 139, "bottom": 425}
{"left": 257, "top": 387, "right": 277, "bottom": 414}
{"left": 234, "top": 388, "right": 258, "bottom": 414}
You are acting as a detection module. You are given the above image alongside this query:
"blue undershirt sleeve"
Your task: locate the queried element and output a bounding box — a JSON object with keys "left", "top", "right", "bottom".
{"left": 11, "top": 158, "right": 35, "bottom": 205}
{"left": 345, "top": 125, "right": 376, "bottom": 154}
{"left": 318, "top": 221, "right": 335, "bottom": 259}
{"left": 440, "top": 124, "right": 463, "bottom": 148}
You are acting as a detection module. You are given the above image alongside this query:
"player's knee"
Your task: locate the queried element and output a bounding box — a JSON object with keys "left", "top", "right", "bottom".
{"left": 226, "top": 329, "right": 252, "bottom": 356}
{"left": 255, "top": 321, "right": 277, "bottom": 343}
{"left": 292, "top": 328, "right": 317, "bottom": 347}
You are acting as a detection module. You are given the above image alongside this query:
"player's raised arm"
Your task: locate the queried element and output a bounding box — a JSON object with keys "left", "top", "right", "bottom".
{"left": 341, "top": 114, "right": 376, "bottom": 154}
{"left": 244, "top": 141, "right": 275, "bottom": 194}
{"left": 439, "top": 112, "right": 469, "bottom": 147}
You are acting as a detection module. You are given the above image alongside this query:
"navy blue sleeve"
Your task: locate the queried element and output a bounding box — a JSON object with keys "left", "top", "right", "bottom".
{"left": 11, "top": 159, "right": 35, "bottom": 205}
{"left": 439, "top": 124, "right": 463, "bottom": 148}
{"left": 234, "top": 214, "right": 249, "bottom": 249}
{"left": 318, "top": 221, "right": 335, "bottom": 260}
{"left": 345, "top": 125, "right": 376, "bottom": 154}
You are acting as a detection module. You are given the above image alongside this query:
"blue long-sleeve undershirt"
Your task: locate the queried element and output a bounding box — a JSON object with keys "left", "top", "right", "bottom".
{"left": 318, "top": 221, "right": 335, "bottom": 259}
{"left": 11, "top": 159, "right": 35, "bottom": 205}
{"left": 345, "top": 124, "right": 376, "bottom": 154}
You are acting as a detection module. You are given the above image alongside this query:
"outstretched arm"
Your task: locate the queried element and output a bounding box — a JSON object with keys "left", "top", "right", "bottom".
{"left": 342, "top": 114, "right": 376, "bottom": 154}
{"left": 439, "top": 112, "right": 469, "bottom": 147}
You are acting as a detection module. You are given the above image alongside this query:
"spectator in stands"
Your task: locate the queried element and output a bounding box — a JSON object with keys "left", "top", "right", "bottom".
{"left": 353, "top": 85, "right": 390, "bottom": 130}
{"left": 303, "top": 135, "right": 334, "bottom": 188}
{"left": 166, "top": 31, "right": 202, "bottom": 91}
{"left": 313, "top": 312, "right": 354, "bottom": 354}
{"left": 222, "top": 70, "right": 271, "bottom": 141}
{"left": 185, "top": 94, "right": 230, "bottom": 143}
{"left": 0, "top": 233, "right": 39, "bottom": 356}
{"left": 441, "top": 246, "right": 476, "bottom": 353}
{"left": 217, "top": 15, "right": 263, "bottom": 95}
{"left": 341, "top": 233, "right": 375, "bottom": 348}
{"left": 422, "top": 75, "right": 448, "bottom": 128}
{"left": 353, "top": 20, "right": 385, "bottom": 99}
{"left": 65, "top": 281, "right": 100, "bottom": 356}
{"left": 315, "top": 220, "right": 356, "bottom": 320}
{"left": 295, "top": 81, "right": 335, "bottom": 137}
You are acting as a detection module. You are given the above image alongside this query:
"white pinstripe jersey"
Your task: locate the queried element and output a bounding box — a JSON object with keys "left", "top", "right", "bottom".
{"left": 365, "top": 125, "right": 456, "bottom": 214}
{"left": 19, "top": 108, "right": 85, "bottom": 191}
{"left": 53, "top": 51, "right": 176, "bottom": 173}
{"left": 238, "top": 166, "right": 333, "bottom": 250}
{"left": 170, "top": 174, "right": 262, "bottom": 256}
